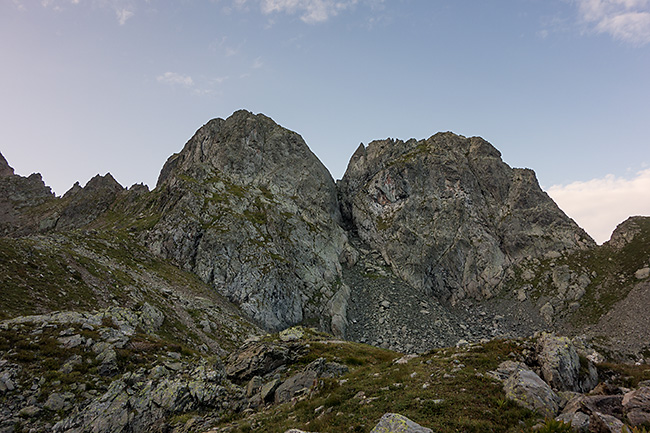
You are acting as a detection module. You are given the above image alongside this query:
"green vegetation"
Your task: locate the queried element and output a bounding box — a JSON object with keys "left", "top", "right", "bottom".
{"left": 217, "top": 338, "right": 538, "bottom": 433}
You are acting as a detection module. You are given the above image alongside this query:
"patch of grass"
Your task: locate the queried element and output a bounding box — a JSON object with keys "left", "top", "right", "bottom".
{"left": 596, "top": 361, "right": 650, "bottom": 388}
{"left": 216, "top": 339, "right": 537, "bottom": 433}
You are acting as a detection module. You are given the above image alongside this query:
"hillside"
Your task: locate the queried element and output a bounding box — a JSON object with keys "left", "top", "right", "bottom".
{"left": 1, "top": 110, "right": 649, "bottom": 432}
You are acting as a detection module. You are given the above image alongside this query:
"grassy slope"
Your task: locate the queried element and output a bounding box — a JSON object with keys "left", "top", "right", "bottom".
{"left": 215, "top": 336, "right": 539, "bottom": 433}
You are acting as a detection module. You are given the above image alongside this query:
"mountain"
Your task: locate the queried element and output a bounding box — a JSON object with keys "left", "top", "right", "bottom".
{"left": 339, "top": 133, "right": 594, "bottom": 303}
{"left": 1, "top": 110, "right": 648, "bottom": 354}
{"left": 1, "top": 110, "right": 650, "bottom": 432}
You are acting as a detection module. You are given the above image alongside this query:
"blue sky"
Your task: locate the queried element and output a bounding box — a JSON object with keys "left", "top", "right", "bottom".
{"left": 1, "top": 0, "right": 649, "bottom": 243}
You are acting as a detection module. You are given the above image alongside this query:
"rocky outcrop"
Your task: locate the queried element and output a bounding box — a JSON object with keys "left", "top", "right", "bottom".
{"left": 622, "top": 386, "right": 650, "bottom": 426}
{"left": 225, "top": 340, "right": 305, "bottom": 383}
{"left": 53, "top": 173, "right": 124, "bottom": 230}
{"left": 369, "top": 413, "right": 432, "bottom": 433}
{"left": 338, "top": 133, "right": 594, "bottom": 304}
{"left": 145, "top": 110, "right": 349, "bottom": 331}
{"left": 0, "top": 153, "right": 56, "bottom": 236}
{"left": 0, "top": 153, "right": 14, "bottom": 177}
{"left": 606, "top": 217, "right": 647, "bottom": 250}
{"left": 53, "top": 362, "right": 241, "bottom": 433}
{"left": 504, "top": 368, "right": 561, "bottom": 418}
{"left": 537, "top": 333, "right": 597, "bottom": 393}
{"left": 493, "top": 334, "right": 599, "bottom": 418}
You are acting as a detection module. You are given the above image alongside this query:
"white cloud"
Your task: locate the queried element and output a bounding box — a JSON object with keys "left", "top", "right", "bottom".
{"left": 547, "top": 169, "right": 650, "bottom": 244}
{"left": 116, "top": 8, "right": 134, "bottom": 25}
{"left": 33, "top": 0, "right": 137, "bottom": 25}
{"left": 575, "top": 0, "right": 650, "bottom": 45}
{"left": 260, "top": 0, "right": 359, "bottom": 23}
{"left": 156, "top": 72, "right": 194, "bottom": 87}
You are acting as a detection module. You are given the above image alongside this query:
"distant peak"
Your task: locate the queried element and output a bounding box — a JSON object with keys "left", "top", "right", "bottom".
{"left": 0, "top": 152, "right": 15, "bottom": 177}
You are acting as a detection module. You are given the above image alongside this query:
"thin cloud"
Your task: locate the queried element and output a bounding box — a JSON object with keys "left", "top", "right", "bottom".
{"left": 215, "top": 0, "right": 383, "bottom": 23}
{"left": 547, "top": 169, "right": 650, "bottom": 244}
{"left": 259, "top": 0, "right": 358, "bottom": 23}
{"left": 575, "top": 0, "right": 650, "bottom": 45}
{"left": 116, "top": 8, "right": 134, "bottom": 25}
{"left": 29, "top": 0, "right": 137, "bottom": 26}
{"left": 156, "top": 72, "right": 194, "bottom": 87}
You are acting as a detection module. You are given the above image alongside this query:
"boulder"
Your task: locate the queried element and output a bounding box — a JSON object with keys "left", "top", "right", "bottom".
{"left": 279, "top": 326, "right": 305, "bottom": 342}
{"left": 562, "top": 394, "right": 623, "bottom": 418}
{"left": 305, "top": 357, "right": 349, "bottom": 378}
{"left": 488, "top": 360, "right": 528, "bottom": 381}
{"left": 369, "top": 413, "right": 432, "bottom": 433}
{"left": 622, "top": 386, "right": 650, "bottom": 426}
{"left": 261, "top": 379, "right": 281, "bottom": 403}
{"left": 246, "top": 376, "right": 263, "bottom": 398}
{"left": 274, "top": 370, "right": 318, "bottom": 404}
{"left": 555, "top": 412, "right": 590, "bottom": 432}
{"left": 225, "top": 341, "right": 302, "bottom": 382}
{"left": 503, "top": 369, "right": 560, "bottom": 418}
{"left": 589, "top": 412, "right": 624, "bottom": 433}
{"left": 537, "top": 333, "right": 578, "bottom": 391}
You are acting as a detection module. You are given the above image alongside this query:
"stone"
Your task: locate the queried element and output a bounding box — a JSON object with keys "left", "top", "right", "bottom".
{"left": 555, "top": 412, "right": 590, "bottom": 432}
{"left": 540, "top": 303, "right": 555, "bottom": 325}
{"left": 18, "top": 406, "right": 41, "bottom": 418}
{"left": 274, "top": 370, "right": 318, "bottom": 404}
{"left": 488, "top": 361, "right": 528, "bottom": 381}
{"left": 58, "top": 334, "right": 83, "bottom": 348}
{"left": 246, "top": 376, "right": 263, "bottom": 398}
{"left": 305, "top": 358, "right": 349, "bottom": 378}
{"left": 537, "top": 333, "right": 593, "bottom": 392}
{"left": 261, "top": 379, "right": 281, "bottom": 403}
{"left": 622, "top": 386, "right": 650, "bottom": 425}
{"left": 589, "top": 411, "right": 624, "bottom": 433}
{"left": 44, "top": 392, "right": 67, "bottom": 411}
{"left": 279, "top": 326, "right": 305, "bottom": 342}
{"left": 369, "top": 413, "right": 432, "bottom": 433}
{"left": 634, "top": 268, "right": 650, "bottom": 279}
{"left": 225, "top": 341, "right": 301, "bottom": 382}
{"left": 503, "top": 369, "right": 560, "bottom": 418}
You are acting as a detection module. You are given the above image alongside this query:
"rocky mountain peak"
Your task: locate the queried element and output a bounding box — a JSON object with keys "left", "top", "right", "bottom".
{"left": 0, "top": 152, "right": 15, "bottom": 177}
{"left": 156, "top": 110, "right": 340, "bottom": 220}
{"left": 606, "top": 216, "right": 650, "bottom": 250}
{"left": 145, "top": 110, "right": 349, "bottom": 332}
{"left": 338, "top": 131, "right": 595, "bottom": 303}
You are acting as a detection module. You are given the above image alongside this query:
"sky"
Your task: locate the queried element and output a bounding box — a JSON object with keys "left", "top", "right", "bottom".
{"left": 1, "top": 0, "right": 649, "bottom": 244}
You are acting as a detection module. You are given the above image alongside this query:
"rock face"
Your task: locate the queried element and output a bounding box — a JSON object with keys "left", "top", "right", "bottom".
{"left": 338, "top": 134, "right": 594, "bottom": 303}
{"left": 146, "top": 110, "right": 349, "bottom": 331}
{"left": 2, "top": 112, "right": 649, "bottom": 359}
{"left": 54, "top": 173, "right": 124, "bottom": 230}
{"left": 0, "top": 153, "right": 56, "bottom": 236}
{"left": 504, "top": 368, "right": 560, "bottom": 418}
{"left": 537, "top": 333, "right": 597, "bottom": 393}
{"left": 0, "top": 153, "right": 14, "bottom": 177}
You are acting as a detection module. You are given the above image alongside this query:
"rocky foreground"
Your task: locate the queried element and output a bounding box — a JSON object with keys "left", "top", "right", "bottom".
{"left": 2, "top": 317, "right": 650, "bottom": 433}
